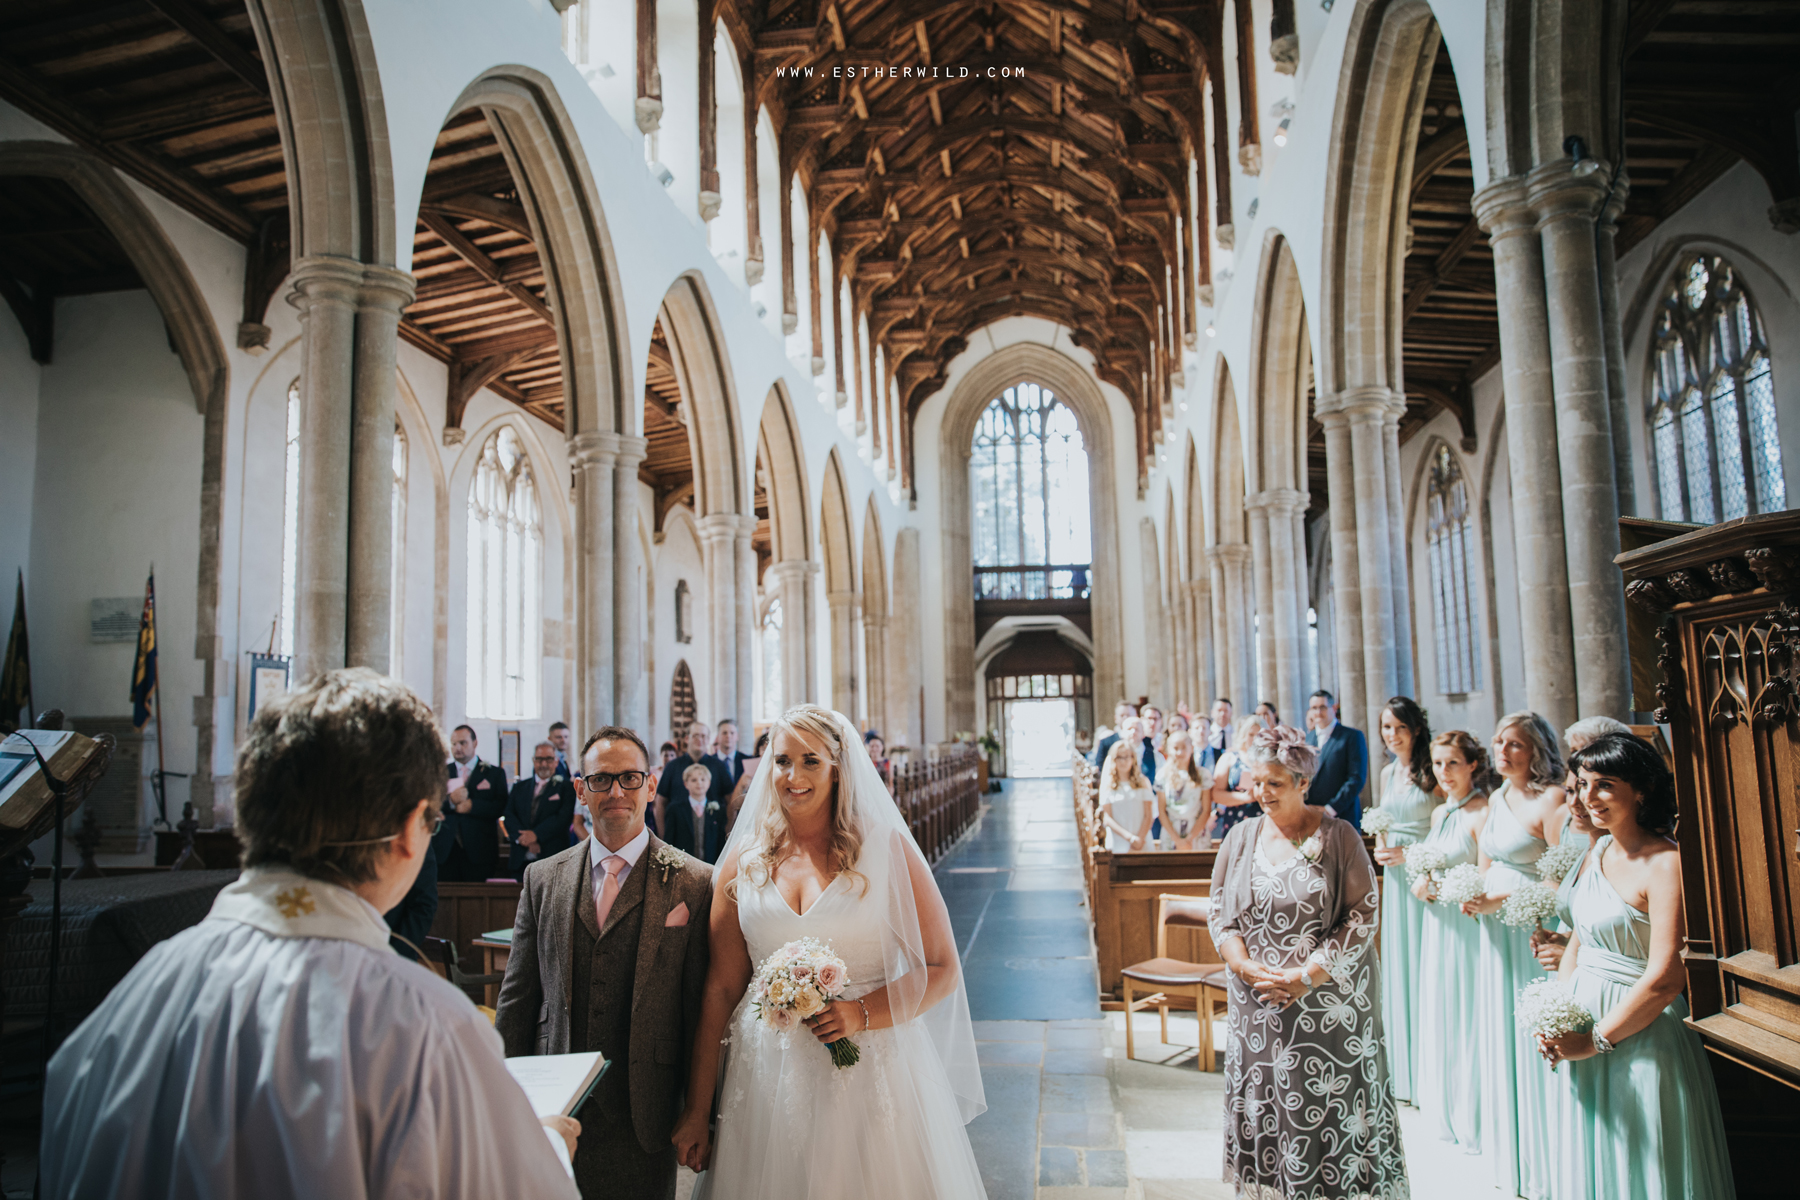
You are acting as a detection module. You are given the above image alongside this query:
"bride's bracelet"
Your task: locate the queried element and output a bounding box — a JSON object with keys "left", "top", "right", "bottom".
{"left": 856, "top": 997, "right": 871, "bottom": 1032}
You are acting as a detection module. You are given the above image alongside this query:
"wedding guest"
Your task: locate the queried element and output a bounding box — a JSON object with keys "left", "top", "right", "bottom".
{"left": 1139, "top": 705, "right": 1164, "bottom": 784}
{"left": 865, "top": 730, "right": 892, "bottom": 789}
{"left": 1539, "top": 733, "right": 1736, "bottom": 1199}
{"left": 1154, "top": 729, "right": 1211, "bottom": 849}
{"left": 715, "top": 719, "right": 750, "bottom": 788}
{"left": 549, "top": 720, "right": 574, "bottom": 777}
{"left": 1370, "top": 697, "right": 1439, "bottom": 1105}
{"left": 1167, "top": 710, "right": 1190, "bottom": 734}
{"left": 1209, "top": 725, "right": 1407, "bottom": 1198}
{"left": 655, "top": 723, "right": 730, "bottom": 838}
{"left": 503, "top": 742, "right": 578, "bottom": 881}
{"left": 1098, "top": 732, "right": 1153, "bottom": 853}
{"left": 1460, "top": 712, "right": 1567, "bottom": 1199}
{"left": 1089, "top": 701, "right": 1139, "bottom": 768}
{"left": 1253, "top": 700, "right": 1279, "bottom": 729}
{"left": 1201, "top": 698, "right": 1233, "bottom": 765}
{"left": 1206, "top": 720, "right": 1262, "bottom": 840}
{"left": 1413, "top": 730, "right": 1492, "bottom": 1152}
{"left": 1527, "top": 718, "right": 1616, "bottom": 971}
{"left": 725, "top": 731, "right": 769, "bottom": 835}
{"left": 1562, "top": 715, "right": 1631, "bottom": 791}
{"left": 1304, "top": 690, "right": 1368, "bottom": 827}
{"left": 665, "top": 762, "right": 726, "bottom": 864}
{"left": 441, "top": 724, "right": 508, "bottom": 882}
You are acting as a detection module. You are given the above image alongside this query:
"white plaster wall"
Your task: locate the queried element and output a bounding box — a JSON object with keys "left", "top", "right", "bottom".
{"left": 650, "top": 506, "right": 709, "bottom": 749}
{"left": 0, "top": 310, "right": 40, "bottom": 616}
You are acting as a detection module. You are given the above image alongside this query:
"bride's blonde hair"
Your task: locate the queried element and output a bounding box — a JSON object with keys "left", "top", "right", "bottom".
{"left": 736, "top": 704, "right": 868, "bottom": 897}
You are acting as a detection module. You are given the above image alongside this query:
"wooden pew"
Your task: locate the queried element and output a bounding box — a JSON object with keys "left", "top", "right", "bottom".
{"left": 430, "top": 881, "right": 522, "bottom": 1004}
{"left": 1089, "top": 846, "right": 1220, "bottom": 1004}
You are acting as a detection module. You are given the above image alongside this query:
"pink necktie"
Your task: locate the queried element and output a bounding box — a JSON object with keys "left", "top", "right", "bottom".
{"left": 595, "top": 856, "right": 624, "bottom": 928}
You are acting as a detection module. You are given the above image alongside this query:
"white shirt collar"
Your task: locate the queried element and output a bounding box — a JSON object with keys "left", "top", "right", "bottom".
{"left": 588, "top": 824, "right": 651, "bottom": 871}
{"left": 207, "top": 866, "right": 395, "bottom": 953}
{"left": 1317, "top": 719, "right": 1339, "bottom": 743}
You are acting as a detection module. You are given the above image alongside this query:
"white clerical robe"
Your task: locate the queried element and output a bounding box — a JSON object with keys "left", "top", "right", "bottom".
{"left": 40, "top": 867, "right": 579, "bottom": 1200}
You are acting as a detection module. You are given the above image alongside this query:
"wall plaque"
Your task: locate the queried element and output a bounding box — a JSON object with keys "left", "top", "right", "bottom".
{"left": 89, "top": 597, "right": 140, "bottom": 643}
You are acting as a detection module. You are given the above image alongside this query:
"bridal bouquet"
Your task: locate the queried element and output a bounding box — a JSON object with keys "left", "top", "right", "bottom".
{"left": 1514, "top": 979, "right": 1594, "bottom": 1071}
{"left": 752, "top": 937, "right": 860, "bottom": 1068}
{"left": 1535, "top": 841, "right": 1586, "bottom": 885}
{"left": 1404, "top": 844, "right": 1447, "bottom": 885}
{"left": 1498, "top": 882, "right": 1560, "bottom": 931}
{"left": 1361, "top": 808, "right": 1397, "bottom": 842}
{"left": 1435, "top": 863, "right": 1487, "bottom": 908}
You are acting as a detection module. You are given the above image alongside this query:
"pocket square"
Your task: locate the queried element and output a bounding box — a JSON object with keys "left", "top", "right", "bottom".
{"left": 476, "top": 779, "right": 491, "bottom": 790}
{"left": 665, "top": 901, "right": 690, "bottom": 927}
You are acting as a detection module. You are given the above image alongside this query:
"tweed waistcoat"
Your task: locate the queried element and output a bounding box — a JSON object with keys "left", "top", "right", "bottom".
{"left": 569, "top": 851, "right": 648, "bottom": 1119}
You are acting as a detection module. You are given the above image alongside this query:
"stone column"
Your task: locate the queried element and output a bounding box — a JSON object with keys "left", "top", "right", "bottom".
{"left": 1168, "top": 570, "right": 1190, "bottom": 710}
{"left": 827, "top": 590, "right": 859, "bottom": 717}
{"left": 569, "top": 430, "right": 619, "bottom": 735}
{"left": 696, "top": 513, "right": 739, "bottom": 726}
{"left": 1474, "top": 177, "right": 1578, "bottom": 733}
{"left": 1595, "top": 195, "right": 1635, "bottom": 518}
{"left": 1206, "top": 550, "right": 1231, "bottom": 704}
{"left": 863, "top": 611, "right": 889, "bottom": 736}
{"left": 1531, "top": 165, "right": 1632, "bottom": 720}
{"left": 287, "top": 256, "right": 364, "bottom": 683}
{"left": 1317, "top": 408, "right": 1369, "bottom": 730}
{"left": 1139, "top": 517, "right": 1168, "bottom": 705}
{"left": 1245, "top": 499, "right": 1276, "bottom": 708}
{"left": 1189, "top": 577, "right": 1215, "bottom": 706}
{"left": 1346, "top": 391, "right": 1400, "bottom": 722}
{"left": 1254, "top": 489, "right": 1309, "bottom": 722}
{"left": 1217, "top": 544, "right": 1254, "bottom": 711}
{"left": 735, "top": 519, "right": 756, "bottom": 730}
{"left": 769, "top": 559, "right": 818, "bottom": 708}
{"left": 344, "top": 265, "right": 415, "bottom": 673}
{"left": 612, "top": 435, "right": 649, "bottom": 733}
{"left": 1381, "top": 405, "right": 1415, "bottom": 698}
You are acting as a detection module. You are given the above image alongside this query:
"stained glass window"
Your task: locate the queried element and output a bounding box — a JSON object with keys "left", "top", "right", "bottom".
{"left": 1425, "top": 443, "right": 1479, "bottom": 696}
{"left": 1649, "top": 253, "right": 1786, "bottom": 523}
{"left": 466, "top": 426, "right": 543, "bottom": 719}
{"left": 970, "top": 383, "right": 1091, "bottom": 568}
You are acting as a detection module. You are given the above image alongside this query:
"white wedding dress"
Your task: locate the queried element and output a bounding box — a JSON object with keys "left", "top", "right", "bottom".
{"left": 694, "top": 711, "right": 988, "bottom": 1200}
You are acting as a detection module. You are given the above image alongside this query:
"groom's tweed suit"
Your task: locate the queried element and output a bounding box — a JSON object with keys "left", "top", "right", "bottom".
{"left": 496, "top": 834, "right": 713, "bottom": 1200}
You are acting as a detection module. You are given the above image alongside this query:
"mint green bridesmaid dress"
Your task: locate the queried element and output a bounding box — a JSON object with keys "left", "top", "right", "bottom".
{"left": 1414, "top": 793, "right": 1484, "bottom": 1151}
{"left": 1475, "top": 783, "right": 1553, "bottom": 1198}
{"left": 1551, "top": 838, "right": 1736, "bottom": 1199}
{"left": 1375, "top": 763, "right": 1436, "bottom": 1104}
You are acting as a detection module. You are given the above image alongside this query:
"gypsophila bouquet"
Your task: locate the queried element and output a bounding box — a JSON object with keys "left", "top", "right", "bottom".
{"left": 752, "top": 937, "right": 859, "bottom": 1068}
{"left": 1436, "top": 863, "right": 1487, "bottom": 908}
{"left": 1361, "top": 808, "right": 1397, "bottom": 840}
{"left": 1404, "top": 844, "right": 1447, "bottom": 885}
{"left": 1536, "top": 841, "right": 1586, "bottom": 885}
{"left": 1514, "top": 979, "right": 1594, "bottom": 1071}
{"left": 1498, "top": 881, "right": 1560, "bottom": 931}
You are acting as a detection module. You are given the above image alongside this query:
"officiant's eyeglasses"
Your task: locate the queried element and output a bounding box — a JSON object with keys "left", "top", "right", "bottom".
{"left": 321, "top": 809, "right": 445, "bottom": 847}
{"left": 581, "top": 770, "right": 647, "bottom": 793}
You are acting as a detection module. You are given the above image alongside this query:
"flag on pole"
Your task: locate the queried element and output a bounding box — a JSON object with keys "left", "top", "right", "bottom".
{"left": 131, "top": 572, "right": 158, "bottom": 731}
{"left": 0, "top": 569, "right": 29, "bottom": 733}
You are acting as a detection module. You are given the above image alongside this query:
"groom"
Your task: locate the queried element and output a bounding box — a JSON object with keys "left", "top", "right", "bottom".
{"left": 496, "top": 725, "right": 714, "bottom": 1200}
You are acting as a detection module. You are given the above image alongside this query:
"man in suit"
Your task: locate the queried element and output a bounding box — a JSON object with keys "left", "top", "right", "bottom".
{"left": 713, "top": 719, "right": 751, "bottom": 789}
{"left": 663, "top": 763, "right": 726, "bottom": 864}
{"left": 1305, "top": 689, "right": 1368, "bottom": 828}
{"left": 548, "top": 721, "right": 574, "bottom": 778}
{"left": 496, "top": 725, "right": 713, "bottom": 1200}
{"left": 504, "top": 742, "right": 579, "bottom": 880}
{"left": 1201, "top": 698, "right": 1234, "bottom": 768}
{"left": 1089, "top": 701, "right": 1139, "bottom": 769}
{"left": 439, "top": 724, "right": 508, "bottom": 881}
{"left": 653, "top": 721, "right": 730, "bottom": 835}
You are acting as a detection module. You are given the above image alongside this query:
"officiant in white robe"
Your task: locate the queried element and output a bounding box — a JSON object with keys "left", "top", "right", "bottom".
{"left": 39, "top": 670, "right": 580, "bottom": 1200}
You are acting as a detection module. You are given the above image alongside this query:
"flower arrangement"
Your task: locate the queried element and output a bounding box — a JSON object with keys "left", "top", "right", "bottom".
{"left": 1404, "top": 844, "right": 1447, "bottom": 885}
{"left": 1435, "top": 863, "right": 1487, "bottom": 908}
{"left": 752, "top": 937, "right": 859, "bottom": 1068}
{"left": 1361, "top": 807, "right": 1397, "bottom": 839}
{"left": 1498, "top": 881, "right": 1561, "bottom": 931}
{"left": 1514, "top": 979, "right": 1594, "bottom": 1071}
{"left": 1535, "top": 841, "right": 1586, "bottom": 885}
{"left": 977, "top": 729, "right": 1002, "bottom": 757}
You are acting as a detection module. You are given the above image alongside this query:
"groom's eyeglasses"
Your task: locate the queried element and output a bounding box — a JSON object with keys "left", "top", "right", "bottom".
{"left": 582, "top": 770, "right": 648, "bottom": 793}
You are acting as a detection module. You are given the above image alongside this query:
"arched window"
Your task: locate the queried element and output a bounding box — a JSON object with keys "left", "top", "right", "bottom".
{"left": 1425, "top": 443, "right": 1479, "bottom": 696}
{"left": 390, "top": 424, "right": 407, "bottom": 675}
{"left": 1649, "top": 253, "right": 1784, "bottom": 524}
{"left": 465, "top": 427, "right": 542, "bottom": 719}
{"left": 279, "top": 379, "right": 301, "bottom": 658}
{"left": 760, "top": 596, "right": 783, "bottom": 721}
{"left": 970, "top": 383, "right": 1091, "bottom": 597}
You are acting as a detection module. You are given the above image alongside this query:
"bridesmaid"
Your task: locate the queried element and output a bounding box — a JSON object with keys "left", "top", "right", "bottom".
{"left": 1413, "top": 731, "right": 1491, "bottom": 1152}
{"left": 1539, "top": 733, "right": 1736, "bottom": 1199}
{"left": 1155, "top": 728, "right": 1212, "bottom": 849}
{"left": 1461, "top": 712, "right": 1568, "bottom": 1200}
{"left": 1530, "top": 717, "right": 1618, "bottom": 972}
{"left": 1370, "top": 697, "right": 1440, "bottom": 1105}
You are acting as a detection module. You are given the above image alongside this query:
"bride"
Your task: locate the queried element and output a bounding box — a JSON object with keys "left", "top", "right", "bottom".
{"left": 673, "top": 705, "right": 987, "bottom": 1197}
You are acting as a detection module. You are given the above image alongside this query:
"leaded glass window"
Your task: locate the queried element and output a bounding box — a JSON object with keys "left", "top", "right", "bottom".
{"left": 970, "top": 382, "right": 1091, "bottom": 568}
{"left": 1649, "top": 253, "right": 1786, "bottom": 523}
{"left": 466, "top": 426, "right": 543, "bottom": 719}
{"left": 1426, "top": 443, "right": 1479, "bottom": 696}
{"left": 760, "top": 597, "right": 783, "bottom": 721}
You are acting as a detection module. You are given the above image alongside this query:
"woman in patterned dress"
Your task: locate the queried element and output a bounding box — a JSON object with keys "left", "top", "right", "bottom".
{"left": 1206, "top": 720, "right": 1262, "bottom": 841}
{"left": 1209, "top": 725, "right": 1408, "bottom": 1200}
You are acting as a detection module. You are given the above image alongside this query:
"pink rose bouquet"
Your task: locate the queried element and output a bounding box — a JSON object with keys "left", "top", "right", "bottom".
{"left": 752, "top": 937, "right": 859, "bottom": 1068}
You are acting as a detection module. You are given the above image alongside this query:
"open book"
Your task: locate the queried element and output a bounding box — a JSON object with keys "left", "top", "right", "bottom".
{"left": 505, "top": 1050, "right": 608, "bottom": 1118}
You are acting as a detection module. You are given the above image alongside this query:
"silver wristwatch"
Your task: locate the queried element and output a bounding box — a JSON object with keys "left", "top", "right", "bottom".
{"left": 1591, "top": 1029, "right": 1615, "bottom": 1054}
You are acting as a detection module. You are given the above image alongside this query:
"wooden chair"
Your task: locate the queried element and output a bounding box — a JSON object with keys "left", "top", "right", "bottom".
{"left": 1120, "top": 894, "right": 1231, "bottom": 1069}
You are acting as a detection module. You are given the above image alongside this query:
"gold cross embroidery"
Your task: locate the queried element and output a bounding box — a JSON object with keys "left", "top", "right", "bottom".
{"left": 275, "top": 887, "right": 316, "bottom": 919}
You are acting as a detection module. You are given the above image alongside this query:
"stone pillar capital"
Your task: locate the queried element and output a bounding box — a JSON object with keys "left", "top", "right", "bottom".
{"left": 1526, "top": 160, "right": 1613, "bottom": 226}
{"left": 286, "top": 254, "right": 365, "bottom": 309}
{"left": 1471, "top": 175, "right": 1534, "bottom": 240}
{"left": 767, "top": 558, "right": 817, "bottom": 586}
{"left": 695, "top": 511, "right": 741, "bottom": 543}
{"left": 356, "top": 264, "right": 417, "bottom": 313}
{"left": 827, "top": 590, "right": 859, "bottom": 609}
{"left": 1212, "top": 542, "right": 1252, "bottom": 567}
{"left": 611, "top": 433, "right": 650, "bottom": 469}
{"left": 1319, "top": 385, "right": 1404, "bottom": 420}
{"left": 567, "top": 429, "right": 624, "bottom": 468}
{"left": 1245, "top": 487, "right": 1308, "bottom": 516}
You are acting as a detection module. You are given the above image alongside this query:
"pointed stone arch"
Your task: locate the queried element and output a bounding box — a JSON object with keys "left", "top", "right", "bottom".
{"left": 1210, "top": 357, "right": 1254, "bottom": 713}
{"left": 758, "top": 382, "right": 816, "bottom": 708}
{"left": 938, "top": 343, "right": 1125, "bottom": 734}
{"left": 1182, "top": 432, "right": 1215, "bottom": 705}
{"left": 819, "top": 450, "right": 858, "bottom": 718}
{"left": 861, "top": 499, "right": 889, "bottom": 735}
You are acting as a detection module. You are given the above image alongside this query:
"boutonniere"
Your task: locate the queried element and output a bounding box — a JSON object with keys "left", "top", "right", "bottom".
{"left": 653, "top": 844, "right": 687, "bottom": 883}
{"left": 705, "top": 800, "right": 722, "bottom": 815}
{"left": 1290, "top": 833, "right": 1324, "bottom": 865}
